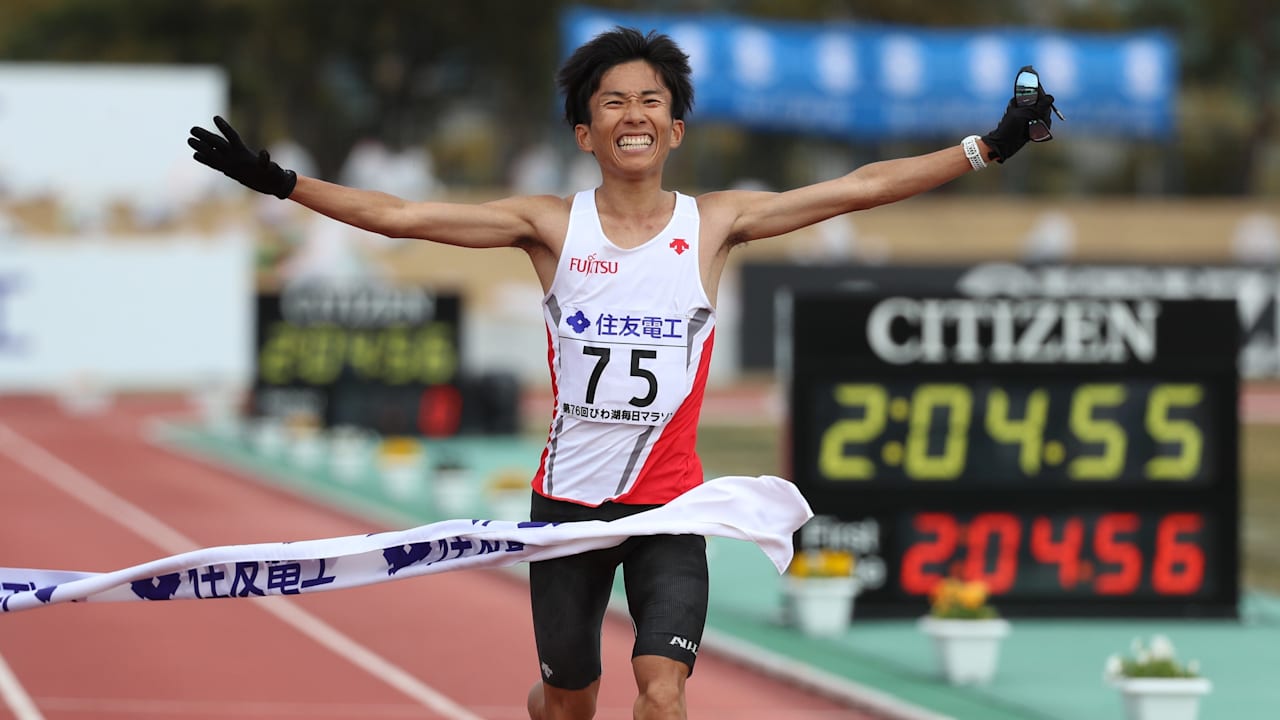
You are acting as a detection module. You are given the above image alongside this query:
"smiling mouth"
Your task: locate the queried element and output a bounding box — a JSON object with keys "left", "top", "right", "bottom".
{"left": 617, "top": 135, "right": 653, "bottom": 150}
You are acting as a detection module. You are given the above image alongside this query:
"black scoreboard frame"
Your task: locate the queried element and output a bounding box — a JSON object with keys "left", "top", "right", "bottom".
{"left": 786, "top": 292, "right": 1240, "bottom": 618}
{"left": 250, "top": 282, "right": 502, "bottom": 437}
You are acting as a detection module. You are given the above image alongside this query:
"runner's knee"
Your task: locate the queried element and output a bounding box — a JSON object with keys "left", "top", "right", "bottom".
{"left": 633, "top": 679, "right": 686, "bottom": 720}
{"left": 633, "top": 656, "right": 688, "bottom": 719}
{"left": 538, "top": 681, "right": 599, "bottom": 720}
{"left": 527, "top": 681, "right": 543, "bottom": 720}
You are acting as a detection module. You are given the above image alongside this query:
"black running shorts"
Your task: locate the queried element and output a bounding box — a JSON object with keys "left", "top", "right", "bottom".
{"left": 528, "top": 492, "right": 709, "bottom": 690}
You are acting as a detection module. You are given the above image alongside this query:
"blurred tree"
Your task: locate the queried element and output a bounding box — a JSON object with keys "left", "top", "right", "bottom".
{"left": 0, "top": 0, "right": 562, "bottom": 181}
{"left": 0, "top": 0, "right": 1269, "bottom": 195}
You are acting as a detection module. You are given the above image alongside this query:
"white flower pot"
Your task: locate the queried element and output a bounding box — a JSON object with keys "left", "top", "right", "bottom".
{"left": 249, "top": 417, "right": 287, "bottom": 458}
{"left": 432, "top": 467, "right": 475, "bottom": 517}
{"left": 191, "top": 384, "right": 241, "bottom": 437}
{"left": 288, "top": 433, "right": 326, "bottom": 470}
{"left": 487, "top": 490, "right": 530, "bottom": 522}
{"left": 327, "top": 427, "right": 377, "bottom": 484}
{"left": 379, "top": 460, "right": 424, "bottom": 501}
{"left": 918, "top": 616, "right": 1011, "bottom": 686}
{"left": 1114, "top": 678, "right": 1212, "bottom": 720}
{"left": 785, "top": 576, "right": 858, "bottom": 637}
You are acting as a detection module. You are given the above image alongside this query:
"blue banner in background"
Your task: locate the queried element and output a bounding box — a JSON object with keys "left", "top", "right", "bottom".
{"left": 561, "top": 7, "right": 1176, "bottom": 140}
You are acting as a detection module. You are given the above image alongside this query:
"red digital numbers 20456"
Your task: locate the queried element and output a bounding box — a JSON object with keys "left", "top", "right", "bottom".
{"left": 899, "top": 511, "right": 1208, "bottom": 598}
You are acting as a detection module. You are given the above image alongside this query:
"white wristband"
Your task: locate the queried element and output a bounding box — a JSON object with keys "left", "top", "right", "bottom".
{"left": 962, "top": 135, "right": 987, "bottom": 171}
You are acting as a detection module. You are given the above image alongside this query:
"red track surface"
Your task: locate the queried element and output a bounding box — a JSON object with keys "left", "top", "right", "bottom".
{"left": 0, "top": 396, "right": 880, "bottom": 719}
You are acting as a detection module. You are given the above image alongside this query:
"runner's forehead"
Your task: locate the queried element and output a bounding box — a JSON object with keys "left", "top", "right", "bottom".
{"left": 595, "top": 62, "right": 669, "bottom": 99}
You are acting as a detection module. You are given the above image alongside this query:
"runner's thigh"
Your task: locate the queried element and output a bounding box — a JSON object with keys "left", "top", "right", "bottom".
{"left": 530, "top": 548, "right": 622, "bottom": 690}
{"left": 622, "top": 534, "right": 708, "bottom": 670}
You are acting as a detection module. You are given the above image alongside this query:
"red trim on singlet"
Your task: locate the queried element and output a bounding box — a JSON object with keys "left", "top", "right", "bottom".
{"left": 613, "top": 329, "right": 716, "bottom": 505}
{"left": 531, "top": 324, "right": 558, "bottom": 494}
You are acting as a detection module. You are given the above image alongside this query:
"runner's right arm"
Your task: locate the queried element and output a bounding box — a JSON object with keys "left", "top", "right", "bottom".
{"left": 188, "top": 115, "right": 560, "bottom": 250}
{"left": 287, "top": 175, "right": 559, "bottom": 250}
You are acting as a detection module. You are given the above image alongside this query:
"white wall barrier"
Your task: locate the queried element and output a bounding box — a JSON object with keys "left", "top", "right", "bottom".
{"left": 0, "top": 63, "right": 228, "bottom": 210}
{"left": 0, "top": 235, "right": 253, "bottom": 393}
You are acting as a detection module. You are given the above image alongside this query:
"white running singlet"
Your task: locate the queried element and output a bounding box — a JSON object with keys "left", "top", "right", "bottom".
{"left": 533, "top": 189, "right": 715, "bottom": 506}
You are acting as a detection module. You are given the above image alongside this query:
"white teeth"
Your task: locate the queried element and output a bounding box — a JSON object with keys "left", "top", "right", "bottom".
{"left": 617, "top": 136, "right": 652, "bottom": 148}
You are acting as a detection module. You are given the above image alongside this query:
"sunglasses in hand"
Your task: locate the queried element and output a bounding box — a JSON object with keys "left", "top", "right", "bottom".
{"left": 1014, "top": 66, "right": 1066, "bottom": 142}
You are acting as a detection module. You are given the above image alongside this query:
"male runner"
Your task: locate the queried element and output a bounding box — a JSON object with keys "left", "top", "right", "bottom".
{"left": 188, "top": 25, "right": 1055, "bottom": 720}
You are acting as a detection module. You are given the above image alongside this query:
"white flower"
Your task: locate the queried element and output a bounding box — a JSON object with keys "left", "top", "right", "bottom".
{"left": 1107, "top": 635, "right": 1204, "bottom": 681}
{"left": 1148, "top": 634, "right": 1175, "bottom": 661}
{"left": 1103, "top": 654, "right": 1123, "bottom": 680}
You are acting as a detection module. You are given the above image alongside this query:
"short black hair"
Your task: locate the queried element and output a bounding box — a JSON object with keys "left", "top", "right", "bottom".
{"left": 556, "top": 26, "right": 694, "bottom": 127}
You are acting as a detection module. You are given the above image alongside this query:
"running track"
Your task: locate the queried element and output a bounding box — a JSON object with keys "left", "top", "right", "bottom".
{"left": 0, "top": 396, "right": 881, "bottom": 720}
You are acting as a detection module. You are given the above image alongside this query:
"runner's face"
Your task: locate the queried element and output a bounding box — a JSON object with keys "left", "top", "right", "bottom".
{"left": 575, "top": 60, "right": 684, "bottom": 177}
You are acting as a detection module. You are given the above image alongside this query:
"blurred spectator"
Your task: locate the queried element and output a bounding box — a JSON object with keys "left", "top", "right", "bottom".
{"left": 1232, "top": 212, "right": 1280, "bottom": 266}
{"left": 59, "top": 188, "right": 110, "bottom": 233}
{"left": 814, "top": 216, "right": 857, "bottom": 261}
{"left": 786, "top": 216, "right": 857, "bottom": 264}
{"left": 563, "top": 153, "right": 602, "bottom": 195}
{"left": 255, "top": 138, "right": 320, "bottom": 230}
{"left": 338, "top": 139, "right": 442, "bottom": 251}
{"left": 1022, "top": 210, "right": 1077, "bottom": 263}
{"left": 510, "top": 141, "right": 563, "bottom": 195}
{"left": 270, "top": 139, "right": 320, "bottom": 180}
{"left": 339, "top": 138, "right": 441, "bottom": 200}
{"left": 138, "top": 146, "right": 238, "bottom": 229}
{"left": 0, "top": 154, "right": 11, "bottom": 198}
{"left": 277, "top": 213, "right": 383, "bottom": 285}
{"left": 0, "top": 208, "right": 17, "bottom": 245}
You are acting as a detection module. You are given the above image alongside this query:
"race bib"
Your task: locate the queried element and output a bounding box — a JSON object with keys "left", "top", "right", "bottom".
{"left": 557, "top": 306, "right": 691, "bottom": 425}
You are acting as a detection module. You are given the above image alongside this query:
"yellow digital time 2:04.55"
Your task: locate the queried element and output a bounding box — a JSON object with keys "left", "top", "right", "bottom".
{"left": 813, "top": 380, "right": 1212, "bottom": 484}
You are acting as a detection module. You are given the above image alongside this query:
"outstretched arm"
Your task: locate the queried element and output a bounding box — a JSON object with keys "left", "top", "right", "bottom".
{"left": 188, "top": 116, "right": 553, "bottom": 250}
{"left": 714, "top": 87, "right": 1056, "bottom": 246}
{"left": 285, "top": 175, "right": 554, "bottom": 249}
{"left": 715, "top": 142, "right": 982, "bottom": 244}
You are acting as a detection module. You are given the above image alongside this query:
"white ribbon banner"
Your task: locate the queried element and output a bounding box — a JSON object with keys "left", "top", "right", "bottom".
{"left": 0, "top": 475, "right": 811, "bottom": 614}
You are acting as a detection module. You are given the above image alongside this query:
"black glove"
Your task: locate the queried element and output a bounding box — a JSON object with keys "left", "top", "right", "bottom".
{"left": 980, "top": 90, "right": 1056, "bottom": 164}
{"left": 188, "top": 116, "right": 297, "bottom": 199}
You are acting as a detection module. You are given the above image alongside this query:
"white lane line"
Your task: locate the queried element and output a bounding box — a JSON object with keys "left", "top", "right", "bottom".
{"left": 35, "top": 696, "right": 431, "bottom": 717}
{"left": 700, "top": 628, "right": 954, "bottom": 720}
{"left": 0, "top": 650, "right": 44, "bottom": 720}
{"left": 0, "top": 422, "right": 485, "bottom": 720}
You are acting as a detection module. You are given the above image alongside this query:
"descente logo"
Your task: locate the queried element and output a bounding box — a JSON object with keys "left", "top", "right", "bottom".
{"left": 569, "top": 254, "right": 618, "bottom": 276}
